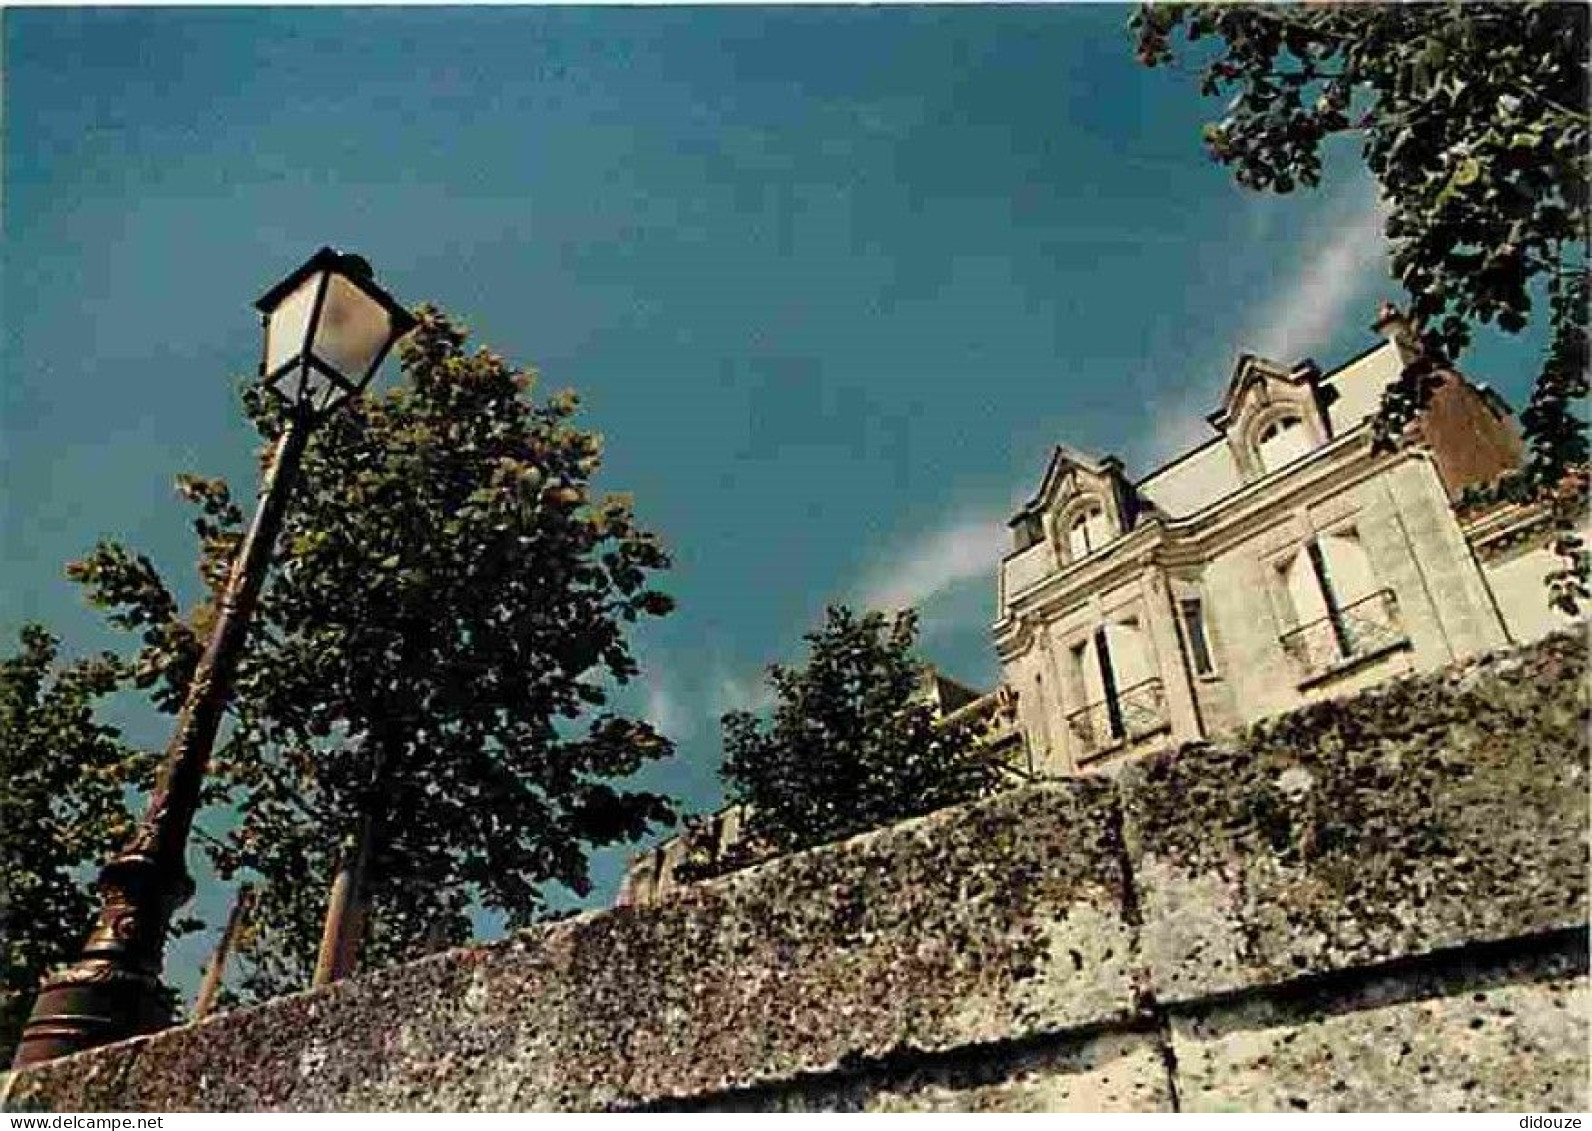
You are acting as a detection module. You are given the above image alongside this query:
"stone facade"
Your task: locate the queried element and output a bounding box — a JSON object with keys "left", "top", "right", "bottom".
{"left": 999, "top": 305, "right": 1584, "bottom": 777}
{"left": 4, "top": 632, "right": 1584, "bottom": 1112}
{"left": 621, "top": 306, "right": 1584, "bottom": 904}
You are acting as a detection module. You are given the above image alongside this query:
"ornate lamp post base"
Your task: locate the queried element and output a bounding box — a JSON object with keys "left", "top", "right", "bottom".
{"left": 19, "top": 964, "right": 168, "bottom": 1066}
{"left": 13, "top": 853, "right": 189, "bottom": 1066}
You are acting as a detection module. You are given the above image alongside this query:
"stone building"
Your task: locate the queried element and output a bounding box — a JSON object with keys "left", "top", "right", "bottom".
{"left": 997, "top": 303, "right": 1582, "bottom": 776}
{"left": 621, "top": 303, "right": 1584, "bottom": 903}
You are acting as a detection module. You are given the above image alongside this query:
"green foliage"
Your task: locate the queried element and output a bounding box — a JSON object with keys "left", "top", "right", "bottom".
{"left": 1132, "top": 1, "right": 1589, "bottom": 609}
{"left": 70, "top": 308, "right": 678, "bottom": 1001}
{"left": 0, "top": 627, "right": 154, "bottom": 1060}
{"left": 699, "top": 606, "right": 1002, "bottom": 875}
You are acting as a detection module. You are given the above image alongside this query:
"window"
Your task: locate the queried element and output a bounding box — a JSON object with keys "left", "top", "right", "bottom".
{"left": 1069, "top": 639, "right": 1100, "bottom": 714}
{"left": 1179, "top": 597, "right": 1216, "bottom": 677}
{"left": 1318, "top": 529, "right": 1376, "bottom": 607}
{"left": 1276, "top": 529, "right": 1401, "bottom": 676}
{"left": 1066, "top": 504, "right": 1113, "bottom": 560}
{"left": 1279, "top": 532, "right": 1375, "bottom": 633}
{"left": 1279, "top": 544, "right": 1329, "bottom": 630}
{"left": 1106, "top": 618, "right": 1155, "bottom": 691}
{"left": 1071, "top": 630, "right": 1123, "bottom": 739}
{"left": 1073, "top": 622, "right": 1155, "bottom": 717}
{"left": 1255, "top": 415, "right": 1312, "bottom": 474}
{"left": 1067, "top": 618, "right": 1163, "bottom": 752}
{"left": 1067, "top": 514, "right": 1091, "bottom": 560}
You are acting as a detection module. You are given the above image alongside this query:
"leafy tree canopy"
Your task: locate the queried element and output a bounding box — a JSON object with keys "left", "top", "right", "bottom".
{"left": 69, "top": 308, "right": 679, "bottom": 1000}
{"left": 1133, "top": 0, "right": 1589, "bottom": 608}
{"left": 0, "top": 627, "right": 156, "bottom": 1059}
{"left": 697, "top": 606, "right": 1002, "bottom": 875}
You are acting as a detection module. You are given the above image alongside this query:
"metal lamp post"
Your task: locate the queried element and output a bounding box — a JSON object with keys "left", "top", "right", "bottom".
{"left": 12, "top": 248, "right": 416, "bottom": 1068}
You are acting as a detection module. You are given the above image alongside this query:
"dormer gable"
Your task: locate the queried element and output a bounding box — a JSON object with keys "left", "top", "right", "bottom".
{"left": 1008, "top": 445, "right": 1143, "bottom": 562}
{"left": 1209, "top": 353, "right": 1335, "bottom": 482}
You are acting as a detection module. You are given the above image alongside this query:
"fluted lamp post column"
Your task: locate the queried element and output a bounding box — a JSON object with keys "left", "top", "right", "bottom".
{"left": 12, "top": 248, "right": 416, "bottom": 1068}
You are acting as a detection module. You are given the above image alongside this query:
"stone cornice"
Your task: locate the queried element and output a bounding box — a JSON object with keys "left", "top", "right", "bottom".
{"left": 1461, "top": 499, "right": 1558, "bottom": 562}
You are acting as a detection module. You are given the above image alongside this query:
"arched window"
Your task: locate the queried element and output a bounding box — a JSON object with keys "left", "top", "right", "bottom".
{"left": 1067, "top": 616, "right": 1163, "bottom": 752}
{"left": 1275, "top": 529, "right": 1392, "bottom": 671}
{"left": 1280, "top": 545, "right": 1330, "bottom": 629}
{"left": 1277, "top": 533, "right": 1376, "bottom": 632}
{"left": 1105, "top": 617, "right": 1154, "bottom": 690}
{"left": 1255, "top": 415, "right": 1312, "bottom": 474}
{"left": 1318, "top": 528, "right": 1376, "bottom": 607}
{"left": 1278, "top": 531, "right": 1377, "bottom": 626}
{"left": 1066, "top": 504, "right": 1114, "bottom": 560}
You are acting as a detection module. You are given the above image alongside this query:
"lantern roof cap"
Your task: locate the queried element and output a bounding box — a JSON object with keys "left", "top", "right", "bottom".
{"left": 254, "top": 247, "right": 416, "bottom": 337}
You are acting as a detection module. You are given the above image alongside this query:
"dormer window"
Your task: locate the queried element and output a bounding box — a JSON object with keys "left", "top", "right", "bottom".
{"left": 1255, "top": 415, "right": 1312, "bottom": 474}
{"left": 1066, "top": 505, "right": 1113, "bottom": 560}
{"left": 1011, "top": 448, "right": 1140, "bottom": 569}
{"left": 1211, "top": 356, "right": 1332, "bottom": 484}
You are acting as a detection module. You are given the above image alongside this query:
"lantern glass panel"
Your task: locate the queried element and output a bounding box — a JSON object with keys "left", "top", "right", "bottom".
{"left": 301, "top": 366, "right": 341, "bottom": 412}
{"left": 263, "top": 272, "right": 324, "bottom": 378}
{"left": 314, "top": 273, "right": 393, "bottom": 383}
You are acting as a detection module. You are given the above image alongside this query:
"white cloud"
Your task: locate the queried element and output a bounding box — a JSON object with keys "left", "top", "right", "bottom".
{"left": 1242, "top": 186, "right": 1391, "bottom": 363}
{"left": 1144, "top": 400, "right": 1219, "bottom": 468}
{"left": 1137, "top": 185, "right": 1391, "bottom": 468}
{"left": 915, "top": 577, "right": 996, "bottom": 646}
{"left": 643, "top": 681, "right": 692, "bottom": 741}
{"left": 700, "top": 512, "right": 1011, "bottom": 725}
{"left": 709, "top": 667, "right": 776, "bottom": 720}
{"left": 855, "top": 515, "right": 1008, "bottom": 616}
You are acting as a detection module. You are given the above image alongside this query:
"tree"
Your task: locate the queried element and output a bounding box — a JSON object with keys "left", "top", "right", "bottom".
{"left": 0, "top": 627, "right": 155, "bottom": 1060}
{"left": 1132, "top": 1, "right": 1589, "bottom": 609}
{"left": 697, "top": 606, "right": 1003, "bottom": 876}
{"left": 70, "top": 307, "right": 678, "bottom": 1001}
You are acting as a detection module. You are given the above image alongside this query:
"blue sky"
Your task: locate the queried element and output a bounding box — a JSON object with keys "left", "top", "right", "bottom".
{"left": 2, "top": 6, "right": 1543, "bottom": 996}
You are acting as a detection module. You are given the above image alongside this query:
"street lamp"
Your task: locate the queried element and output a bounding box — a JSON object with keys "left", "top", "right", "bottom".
{"left": 12, "top": 249, "right": 415, "bottom": 1068}
{"left": 257, "top": 246, "right": 417, "bottom": 416}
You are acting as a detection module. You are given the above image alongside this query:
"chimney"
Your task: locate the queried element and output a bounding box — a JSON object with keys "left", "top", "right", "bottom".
{"left": 1371, "top": 301, "right": 1422, "bottom": 365}
{"left": 1371, "top": 303, "right": 1526, "bottom": 497}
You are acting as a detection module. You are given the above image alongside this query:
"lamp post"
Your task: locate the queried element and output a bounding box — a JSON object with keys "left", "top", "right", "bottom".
{"left": 11, "top": 249, "right": 416, "bottom": 1068}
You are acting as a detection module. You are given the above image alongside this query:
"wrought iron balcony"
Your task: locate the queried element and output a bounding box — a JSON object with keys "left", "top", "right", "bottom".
{"left": 1278, "top": 588, "right": 1406, "bottom": 683}
{"left": 1066, "top": 677, "right": 1169, "bottom": 760}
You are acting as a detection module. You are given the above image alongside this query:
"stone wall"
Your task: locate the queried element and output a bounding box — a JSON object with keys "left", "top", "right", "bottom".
{"left": 3, "top": 632, "right": 1587, "bottom": 1113}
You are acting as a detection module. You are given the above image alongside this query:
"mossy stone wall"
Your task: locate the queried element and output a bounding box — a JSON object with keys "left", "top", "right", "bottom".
{"left": 4, "top": 633, "right": 1586, "bottom": 1112}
